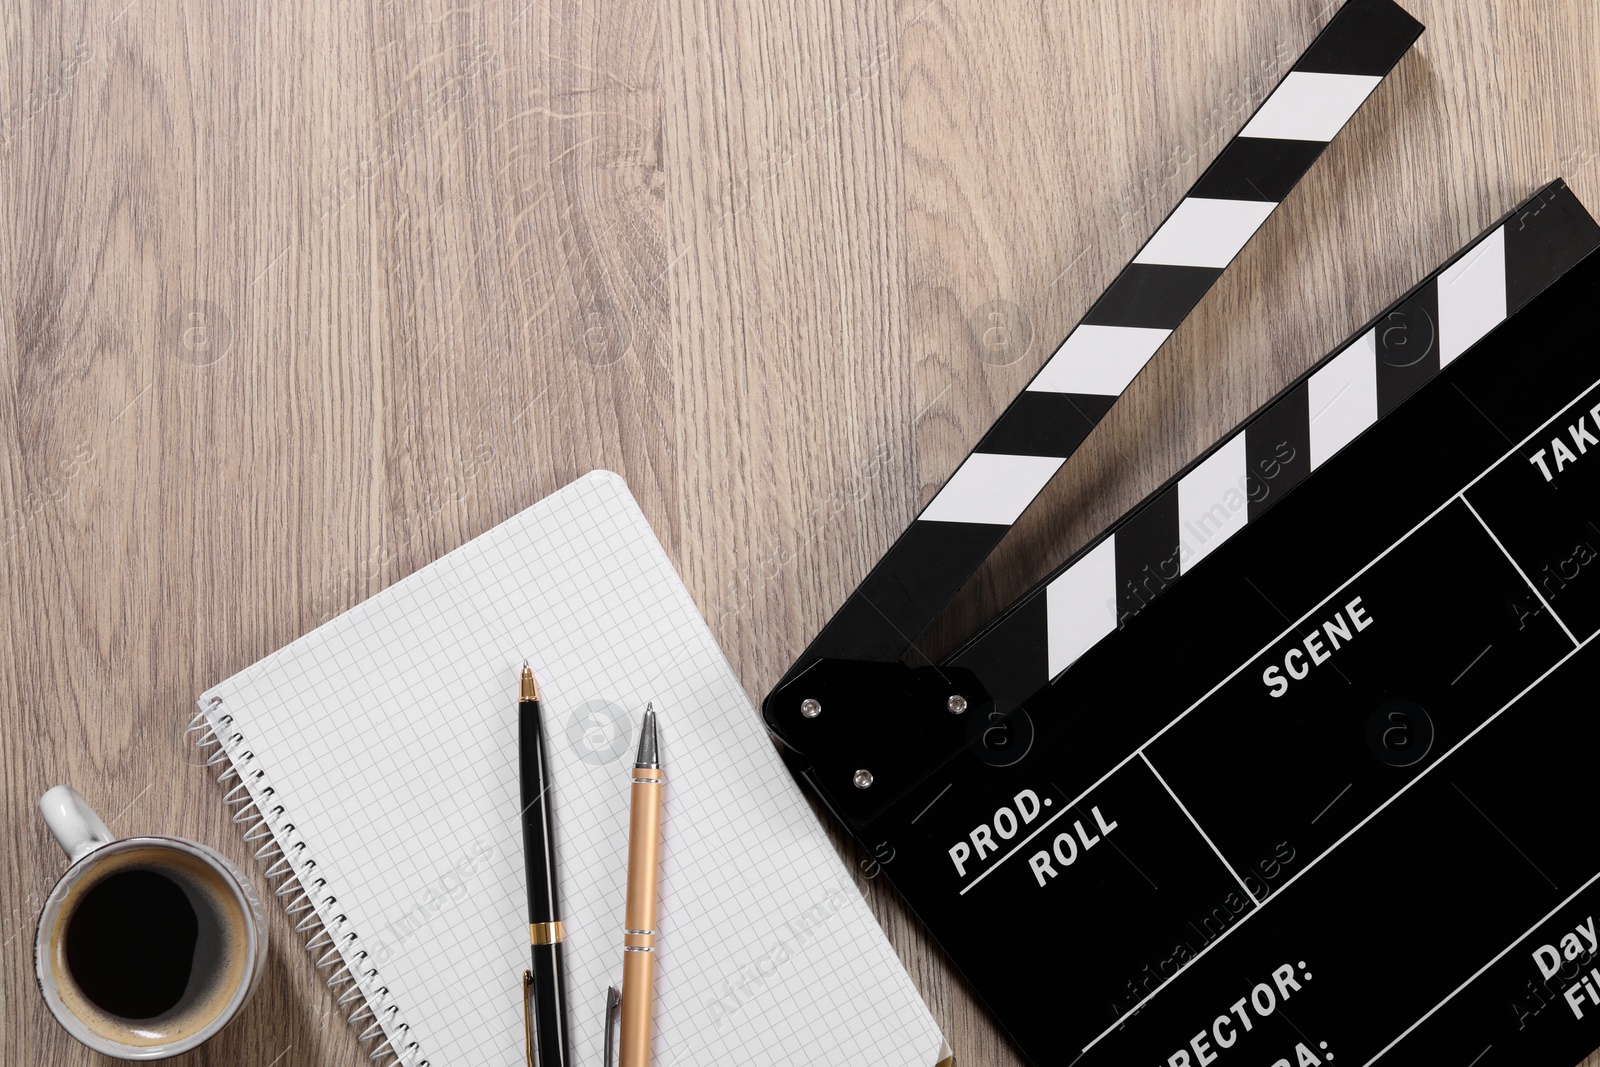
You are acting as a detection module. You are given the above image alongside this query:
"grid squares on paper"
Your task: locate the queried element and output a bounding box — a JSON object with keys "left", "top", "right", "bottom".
{"left": 200, "top": 472, "right": 943, "bottom": 1067}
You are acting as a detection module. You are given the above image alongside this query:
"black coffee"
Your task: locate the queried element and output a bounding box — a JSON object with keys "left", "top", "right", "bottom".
{"left": 64, "top": 869, "right": 199, "bottom": 1019}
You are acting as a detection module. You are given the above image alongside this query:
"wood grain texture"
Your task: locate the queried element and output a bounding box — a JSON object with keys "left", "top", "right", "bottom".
{"left": 2, "top": 0, "right": 1597, "bottom": 1063}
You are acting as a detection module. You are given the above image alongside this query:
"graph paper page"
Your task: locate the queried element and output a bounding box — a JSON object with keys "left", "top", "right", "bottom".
{"left": 200, "top": 471, "right": 944, "bottom": 1066}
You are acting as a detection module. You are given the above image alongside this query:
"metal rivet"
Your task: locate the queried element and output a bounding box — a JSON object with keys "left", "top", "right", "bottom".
{"left": 800, "top": 698, "right": 821, "bottom": 719}
{"left": 947, "top": 694, "right": 968, "bottom": 715}
{"left": 853, "top": 769, "right": 874, "bottom": 790}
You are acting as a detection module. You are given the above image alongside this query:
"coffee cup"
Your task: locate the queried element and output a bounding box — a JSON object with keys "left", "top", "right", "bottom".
{"left": 34, "top": 785, "right": 268, "bottom": 1059}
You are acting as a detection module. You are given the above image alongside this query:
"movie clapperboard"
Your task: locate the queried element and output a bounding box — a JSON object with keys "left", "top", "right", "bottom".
{"left": 760, "top": 3, "right": 1600, "bottom": 1065}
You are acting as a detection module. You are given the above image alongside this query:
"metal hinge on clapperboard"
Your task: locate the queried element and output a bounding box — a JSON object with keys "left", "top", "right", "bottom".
{"left": 762, "top": 0, "right": 1431, "bottom": 833}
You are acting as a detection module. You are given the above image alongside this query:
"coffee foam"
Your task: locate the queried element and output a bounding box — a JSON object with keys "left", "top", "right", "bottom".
{"left": 48, "top": 845, "right": 250, "bottom": 1048}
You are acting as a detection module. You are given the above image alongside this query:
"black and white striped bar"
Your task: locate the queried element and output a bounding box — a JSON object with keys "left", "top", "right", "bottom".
{"left": 778, "top": 0, "right": 1423, "bottom": 679}
{"left": 946, "top": 180, "right": 1600, "bottom": 705}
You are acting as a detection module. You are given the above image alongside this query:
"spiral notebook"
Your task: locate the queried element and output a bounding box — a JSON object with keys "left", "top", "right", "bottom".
{"left": 193, "top": 471, "right": 946, "bottom": 1066}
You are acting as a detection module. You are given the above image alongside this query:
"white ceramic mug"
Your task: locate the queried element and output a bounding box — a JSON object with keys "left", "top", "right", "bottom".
{"left": 34, "top": 785, "right": 268, "bottom": 1060}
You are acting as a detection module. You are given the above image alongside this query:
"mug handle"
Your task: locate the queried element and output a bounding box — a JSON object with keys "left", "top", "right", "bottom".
{"left": 39, "top": 785, "right": 116, "bottom": 864}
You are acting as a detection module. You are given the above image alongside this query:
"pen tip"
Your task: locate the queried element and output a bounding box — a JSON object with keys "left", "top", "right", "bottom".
{"left": 519, "top": 663, "right": 538, "bottom": 702}
{"left": 634, "top": 706, "right": 659, "bottom": 768}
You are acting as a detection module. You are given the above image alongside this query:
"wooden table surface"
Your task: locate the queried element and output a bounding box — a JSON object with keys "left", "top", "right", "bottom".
{"left": 4, "top": 0, "right": 1599, "bottom": 1063}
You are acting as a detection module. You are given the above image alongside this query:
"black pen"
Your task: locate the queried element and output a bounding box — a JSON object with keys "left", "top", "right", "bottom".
{"left": 519, "top": 663, "right": 569, "bottom": 1067}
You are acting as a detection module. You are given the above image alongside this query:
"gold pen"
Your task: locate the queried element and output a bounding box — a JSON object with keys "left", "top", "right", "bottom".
{"left": 620, "top": 705, "right": 662, "bottom": 1067}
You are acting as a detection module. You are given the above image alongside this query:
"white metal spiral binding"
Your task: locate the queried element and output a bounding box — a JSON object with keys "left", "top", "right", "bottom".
{"left": 189, "top": 698, "right": 428, "bottom": 1067}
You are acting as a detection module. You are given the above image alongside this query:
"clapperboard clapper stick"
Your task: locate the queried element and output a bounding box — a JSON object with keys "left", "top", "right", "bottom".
{"left": 766, "top": 0, "right": 1424, "bottom": 690}
{"left": 771, "top": 182, "right": 1600, "bottom": 1066}
{"left": 763, "top": 0, "right": 1426, "bottom": 828}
